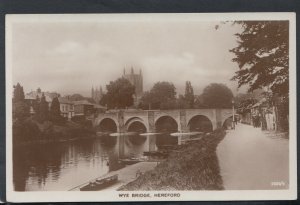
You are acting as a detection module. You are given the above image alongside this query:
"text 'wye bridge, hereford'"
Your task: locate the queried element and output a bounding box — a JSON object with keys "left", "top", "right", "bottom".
{"left": 93, "top": 109, "right": 233, "bottom": 133}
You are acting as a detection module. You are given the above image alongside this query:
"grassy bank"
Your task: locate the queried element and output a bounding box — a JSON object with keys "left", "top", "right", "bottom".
{"left": 119, "top": 129, "right": 226, "bottom": 191}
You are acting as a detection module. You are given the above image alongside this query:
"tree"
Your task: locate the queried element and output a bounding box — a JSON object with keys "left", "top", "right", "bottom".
{"left": 13, "top": 102, "right": 30, "bottom": 120}
{"left": 37, "top": 93, "right": 49, "bottom": 122}
{"left": 230, "top": 21, "right": 289, "bottom": 131}
{"left": 13, "top": 83, "right": 25, "bottom": 103}
{"left": 139, "top": 81, "right": 177, "bottom": 110}
{"left": 184, "top": 81, "right": 194, "bottom": 108}
{"left": 176, "top": 94, "right": 189, "bottom": 109}
{"left": 50, "top": 97, "right": 60, "bottom": 116}
{"left": 138, "top": 91, "right": 152, "bottom": 110}
{"left": 230, "top": 21, "right": 289, "bottom": 95}
{"left": 201, "top": 83, "right": 234, "bottom": 108}
{"left": 12, "top": 83, "right": 29, "bottom": 120}
{"left": 49, "top": 97, "right": 64, "bottom": 124}
{"left": 101, "top": 78, "right": 135, "bottom": 109}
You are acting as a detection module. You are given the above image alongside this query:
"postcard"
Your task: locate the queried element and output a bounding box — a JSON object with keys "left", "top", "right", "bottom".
{"left": 6, "top": 13, "right": 297, "bottom": 202}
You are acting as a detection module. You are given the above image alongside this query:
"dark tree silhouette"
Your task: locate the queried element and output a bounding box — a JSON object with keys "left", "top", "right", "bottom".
{"left": 184, "top": 81, "right": 194, "bottom": 108}
{"left": 12, "top": 83, "right": 29, "bottom": 120}
{"left": 230, "top": 21, "right": 289, "bottom": 95}
{"left": 50, "top": 97, "right": 60, "bottom": 116}
{"left": 37, "top": 93, "right": 49, "bottom": 122}
{"left": 139, "top": 81, "right": 177, "bottom": 110}
{"left": 101, "top": 78, "right": 135, "bottom": 109}
{"left": 201, "top": 83, "right": 234, "bottom": 108}
{"left": 13, "top": 83, "right": 25, "bottom": 103}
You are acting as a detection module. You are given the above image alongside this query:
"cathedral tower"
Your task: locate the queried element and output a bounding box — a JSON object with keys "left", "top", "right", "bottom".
{"left": 122, "top": 66, "right": 143, "bottom": 98}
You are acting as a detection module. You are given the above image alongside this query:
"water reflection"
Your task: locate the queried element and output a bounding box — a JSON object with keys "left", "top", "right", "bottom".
{"left": 14, "top": 132, "right": 185, "bottom": 191}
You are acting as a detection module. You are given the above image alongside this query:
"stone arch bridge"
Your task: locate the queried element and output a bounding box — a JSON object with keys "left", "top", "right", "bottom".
{"left": 93, "top": 109, "right": 234, "bottom": 133}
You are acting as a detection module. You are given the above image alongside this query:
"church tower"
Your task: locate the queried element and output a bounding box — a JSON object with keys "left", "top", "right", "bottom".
{"left": 122, "top": 66, "right": 143, "bottom": 97}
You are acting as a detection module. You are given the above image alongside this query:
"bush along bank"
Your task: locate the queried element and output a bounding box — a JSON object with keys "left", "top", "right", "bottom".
{"left": 13, "top": 118, "right": 95, "bottom": 146}
{"left": 119, "top": 129, "right": 226, "bottom": 190}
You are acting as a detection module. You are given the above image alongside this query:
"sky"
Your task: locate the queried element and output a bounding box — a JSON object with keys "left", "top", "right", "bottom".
{"left": 10, "top": 15, "right": 245, "bottom": 97}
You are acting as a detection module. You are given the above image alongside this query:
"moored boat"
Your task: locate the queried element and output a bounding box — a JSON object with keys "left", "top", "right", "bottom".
{"left": 80, "top": 174, "right": 118, "bottom": 191}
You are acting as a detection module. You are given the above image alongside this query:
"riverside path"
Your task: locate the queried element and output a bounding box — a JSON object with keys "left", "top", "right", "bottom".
{"left": 217, "top": 123, "right": 289, "bottom": 190}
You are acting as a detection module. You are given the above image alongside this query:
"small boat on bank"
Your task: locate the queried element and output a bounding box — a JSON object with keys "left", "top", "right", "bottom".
{"left": 143, "top": 151, "right": 168, "bottom": 157}
{"left": 80, "top": 175, "right": 118, "bottom": 191}
{"left": 119, "top": 157, "right": 145, "bottom": 165}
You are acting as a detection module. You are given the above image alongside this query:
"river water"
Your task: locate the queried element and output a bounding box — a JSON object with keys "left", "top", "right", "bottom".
{"left": 13, "top": 133, "right": 180, "bottom": 191}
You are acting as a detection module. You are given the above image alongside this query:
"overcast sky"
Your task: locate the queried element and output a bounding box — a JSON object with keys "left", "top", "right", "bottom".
{"left": 10, "top": 16, "right": 244, "bottom": 97}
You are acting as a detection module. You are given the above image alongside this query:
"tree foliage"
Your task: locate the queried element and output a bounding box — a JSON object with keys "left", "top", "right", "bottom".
{"left": 13, "top": 102, "right": 30, "bottom": 120}
{"left": 201, "top": 83, "right": 234, "bottom": 108}
{"left": 36, "top": 93, "right": 49, "bottom": 122}
{"left": 139, "top": 81, "right": 177, "bottom": 110}
{"left": 230, "top": 21, "right": 289, "bottom": 95}
{"left": 50, "top": 97, "right": 61, "bottom": 116}
{"left": 13, "top": 83, "right": 25, "bottom": 103}
{"left": 184, "top": 81, "right": 195, "bottom": 108}
{"left": 12, "top": 83, "right": 29, "bottom": 119}
{"left": 100, "top": 78, "right": 135, "bottom": 109}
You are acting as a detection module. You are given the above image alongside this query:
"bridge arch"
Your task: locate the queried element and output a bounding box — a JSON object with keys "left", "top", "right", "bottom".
{"left": 222, "top": 114, "right": 238, "bottom": 129}
{"left": 187, "top": 115, "right": 213, "bottom": 132}
{"left": 155, "top": 115, "right": 178, "bottom": 132}
{"left": 97, "top": 117, "right": 118, "bottom": 133}
{"left": 125, "top": 117, "right": 148, "bottom": 132}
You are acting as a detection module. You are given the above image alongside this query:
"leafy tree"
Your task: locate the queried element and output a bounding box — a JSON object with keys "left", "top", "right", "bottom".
{"left": 176, "top": 94, "right": 189, "bottom": 109}
{"left": 13, "top": 83, "right": 25, "bottom": 103}
{"left": 49, "top": 97, "right": 65, "bottom": 124}
{"left": 37, "top": 93, "right": 49, "bottom": 122}
{"left": 201, "top": 83, "right": 234, "bottom": 108}
{"left": 32, "top": 95, "right": 40, "bottom": 114}
{"left": 230, "top": 21, "right": 289, "bottom": 95}
{"left": 50, "top": 97, "right": 60, "bottom": 116}
{"left": 184, "top": 81, "right": 194, "bottom": 108}
{"left": 139, "top": 82, "right": 177, "bottom": 110}
{"left": 101, "top": 78, "right": 135, "bottom": 109}
{"left": 13, "top": 102, "right": 30, "bottom": 120}
{"left": 138, "top": 91, "right": 152, "bottom": 110}
{"left": 12, "top": 83, "right": 29, "bottom": 119}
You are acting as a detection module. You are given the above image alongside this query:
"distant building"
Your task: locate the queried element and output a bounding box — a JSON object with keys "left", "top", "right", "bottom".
{"left": 25, "top": 88, "right": 60, "bottom": 115}
{"left": 58, "top": 97, "right": 75, "bottom": 119}
{"left": 91, "top": 86, "right": 104, "bottom": 104}
{"left": 123, "top": 67, "right": 143, "bottom": 106}
{"left": 73, "top": 100, "right": 95, "bottom": 117}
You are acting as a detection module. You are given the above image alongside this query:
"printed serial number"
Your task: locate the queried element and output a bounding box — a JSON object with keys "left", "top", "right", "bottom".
{"left": 271, "top": 181, "right": 285, "bottom": 186}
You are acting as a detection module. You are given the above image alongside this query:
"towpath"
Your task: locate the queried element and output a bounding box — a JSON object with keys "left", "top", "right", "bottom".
{"left": 217, "top": 123, "right": 289, "bottom": 190}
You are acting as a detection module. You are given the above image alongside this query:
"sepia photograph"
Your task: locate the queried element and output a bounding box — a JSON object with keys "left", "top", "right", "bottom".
{"left": 6, "top": 13, "right": 297, "bottom": 202}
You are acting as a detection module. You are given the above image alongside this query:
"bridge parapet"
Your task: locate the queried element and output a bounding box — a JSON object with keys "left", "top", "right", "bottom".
{"left": 93, "top": 108, "right": 234, "bottom": 133}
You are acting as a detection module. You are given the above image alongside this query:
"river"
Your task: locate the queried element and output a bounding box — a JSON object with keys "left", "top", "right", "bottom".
{"left": 13, "top": 133, "right": 180, "bottom": 191}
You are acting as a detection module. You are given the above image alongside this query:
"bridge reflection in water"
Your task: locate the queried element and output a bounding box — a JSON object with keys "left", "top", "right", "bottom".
{"left": 13, "top": 131, "right": 181, "bottom": 191}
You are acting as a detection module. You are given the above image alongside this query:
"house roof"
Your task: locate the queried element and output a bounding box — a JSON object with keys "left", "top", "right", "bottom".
{"left": 25, "top": 90, "right": 59, "bottom": 102}
{"left": 58, "top": 97, "right": 73, "bottom": 104}
{"left": 73, "top": 100, "right": 94, "bottom": 106}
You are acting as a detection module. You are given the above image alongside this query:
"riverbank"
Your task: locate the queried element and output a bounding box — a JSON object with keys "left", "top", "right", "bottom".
{"left": 119, "top": 128, "right": 226, "bottom": 191}
{"left": 69, "top": 162, "right": 158, "bottom": 191}
{"left": 13, "top": 118, "right": 95, "bottom": 146}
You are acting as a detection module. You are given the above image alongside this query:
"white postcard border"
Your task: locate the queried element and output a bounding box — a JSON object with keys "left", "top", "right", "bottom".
{"left": 5, "top": 13, "right": 297, "bottom": 202}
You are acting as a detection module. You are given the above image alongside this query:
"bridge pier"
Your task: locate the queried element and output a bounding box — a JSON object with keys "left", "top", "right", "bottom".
{"left": 148, "top": 111, "right": 156, "bottom": 133}
{"left": 179, "top": 110, "right": 189, "bottom": 132}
